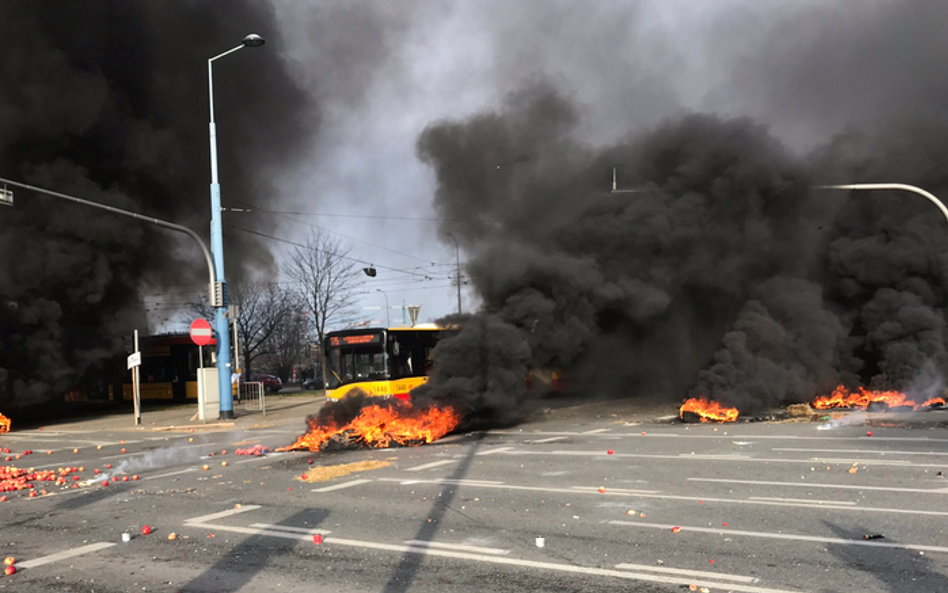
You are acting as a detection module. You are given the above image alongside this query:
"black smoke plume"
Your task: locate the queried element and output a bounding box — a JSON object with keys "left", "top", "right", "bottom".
{"left": 414, "top": 79, "right": 948, "bottom": 417}
{"left": 0, "top": 2, "right": 314, "bottom": 410}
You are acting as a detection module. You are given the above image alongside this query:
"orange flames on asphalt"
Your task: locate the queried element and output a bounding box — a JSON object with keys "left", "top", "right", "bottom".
{"left": 281, "top": 402, "right": 461, "bottom": 452}
{"left": 0, "top": 413, "right": 9, "bottom": 434}
{"left": 813, "top": 385, "right": 946, "bottom": 411}
{"left": 679, "top": 397, "right": 739, "bottom": 422}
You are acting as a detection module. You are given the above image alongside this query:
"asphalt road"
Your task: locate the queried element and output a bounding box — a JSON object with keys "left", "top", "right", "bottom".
{"left": 2, "top": 404, "right": 948, "bottom": 593}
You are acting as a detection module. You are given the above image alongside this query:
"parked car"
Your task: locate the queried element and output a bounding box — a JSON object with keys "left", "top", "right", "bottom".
{"left": 302, "top": 376, "right": 324, "bottom": 390}
{"left": 249, "top": 374, "right": 282, "bottom": 394}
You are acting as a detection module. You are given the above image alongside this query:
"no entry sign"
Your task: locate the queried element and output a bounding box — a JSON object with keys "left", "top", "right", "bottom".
{"left": 190, "top": 318, "right": 214, "bottom": 346}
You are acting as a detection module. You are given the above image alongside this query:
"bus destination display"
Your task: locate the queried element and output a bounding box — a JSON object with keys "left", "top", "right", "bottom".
{"left": 329, "top": 333, "right": 382, "bottom": 347}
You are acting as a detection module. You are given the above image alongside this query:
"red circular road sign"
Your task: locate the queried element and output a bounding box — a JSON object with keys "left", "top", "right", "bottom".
{"left": 189, "top": 318, "right": 214, "bottom": 346}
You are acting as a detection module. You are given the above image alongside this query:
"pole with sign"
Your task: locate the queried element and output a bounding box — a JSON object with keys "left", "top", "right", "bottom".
{"left": 127, "top": 330, "right": 141, "bottom": 426}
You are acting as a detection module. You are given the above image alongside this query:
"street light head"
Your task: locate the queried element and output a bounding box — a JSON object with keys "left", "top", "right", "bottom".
{"left": 242, "top": 34, "right": 265, "bottom": 47}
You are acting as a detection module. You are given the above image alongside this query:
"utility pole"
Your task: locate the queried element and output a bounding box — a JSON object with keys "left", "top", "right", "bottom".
{"left": 446, "top": 232, "right": 462, "bottom": 314}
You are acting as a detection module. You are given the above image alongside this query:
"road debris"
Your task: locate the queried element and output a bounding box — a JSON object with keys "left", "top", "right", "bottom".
{"left": 235, "top": 444, "right": 271, "bottom": 456}
{"left": 863, "top": 534, "right": 885, "bottom": 540}
{"left": 671, "top": 526, "right": 681, "bottom": 533}
{"left": 535, "top": 537, "right": 545, "bottom": 548}
{"left": 313, "top": 534, "right": 323, "bottom": 545}
{"left": 297, "top": 460, "right": 392, "bottom": 483}
{"left": 141, "top": 525, "right": 152, "bottom": 535}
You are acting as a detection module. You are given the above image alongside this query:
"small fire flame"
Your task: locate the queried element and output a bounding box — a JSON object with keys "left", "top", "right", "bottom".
{"left": 813, "top": 385, "right": 946, "bottom": 411}
{"left": 281, "top": 401, "right": 461, "bottom": 452}
{"left": 679, "top": 397, "right": 739, "bottom": 422}
{"left": 0, "top": 413, "right": 9, "bottom": 434}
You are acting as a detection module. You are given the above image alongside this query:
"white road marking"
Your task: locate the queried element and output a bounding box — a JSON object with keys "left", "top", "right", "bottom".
{"left": 488, "top": 430, "right": 948, "bottom": 443}
{"left": 235, "top": 455, "right": 275, "bottom": 464}
{"left": 614, "top": 563, "right": 757, "bottom": 583}
{"left": 404, "top": 540, "right": 510, "bottom": 555}
{"left": 391, "top": 478, "right": 504, "bottom": 486}
{"left": 582, "top": 428, "right": 610, "bottom": 434}
{"left": 774, "top": 447, "right": 948, "bottom": 457}
{"left": 749, "top": 496, "right": 856, "bottom": 505}
{"left": 475, "top": 446, "right": 516, "bottom": 456}
{"left": 185, "top": 504, "right": 262, "bottom": 525}
{"left": 193, "top": 519, "right": 804, "bottom": 593}
{"left": 571, "top": 486, "right": 662, "bottom": 494}
{"left": 504, "top": 449, "right": 945, "bottom": 469}
{"left": 17, "top": 543, "right": 116, "bottom": 569}
{"left": 608, "top": 520, "right": 948, "bottom": 554}
{"left": 143, "top": 468, "right": 197, "bottom": 481}
{"left": 311, "top": 478, "right": 374, "bottom": 492}
{"left": 380, "top": 477, "right": 948, "bottom": 516}
{"left": 688, "top": 477, "right": 948, "bottom": 494}
{"left": 531, "top": 436, "right": 567, "bottom": 444}
{"left": 249, "top": 523, "right": 332, "bottom": 535}
{"left": 406, "top": 459, "right": 457, "bottom": 472}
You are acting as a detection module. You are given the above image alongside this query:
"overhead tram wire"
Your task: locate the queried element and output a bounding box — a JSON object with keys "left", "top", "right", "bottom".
{"left": 224, "top": 204, "right": 458, "bottom": 223}
{"left": 224, "top": 197, "right": 448, "bottom": 266}
{"left": 225, "top": 224, "right": 444, "bottom": 279}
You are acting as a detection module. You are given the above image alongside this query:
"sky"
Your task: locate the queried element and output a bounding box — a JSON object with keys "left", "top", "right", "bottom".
{"left": 155, "top": 0, "right": 903, "bottom": 332}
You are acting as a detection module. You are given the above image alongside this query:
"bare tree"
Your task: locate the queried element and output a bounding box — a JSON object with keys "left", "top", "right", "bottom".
{"left": 259, "top": 294, "right": 309, "bottom": 384}
{"left": 286, "top": 231, "right": 360, "bottom": 387}
{"left": 189, "top": 280, "right": 293, "bottom": 378}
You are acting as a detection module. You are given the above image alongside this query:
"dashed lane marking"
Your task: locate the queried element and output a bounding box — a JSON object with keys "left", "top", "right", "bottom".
{"left": 531, "top": 436, "right": 567, "bottom": 444}
{"left": 615, "top": 563, "right": 757, "bottom": 583}
{"left": 404, "top": 540, "right": 510, "bottom": 555}
{"left": 311, "top": 478, "right": 374, "bottom": 493}
{"left": 17, "top": 543, "right": 116, "bottom": 569}
{"left": 184, "top": 504, "right": 262, "bottom": 525}
{"left": 608, "top": 520, "right": 948, "bottom": 554}
{"left": 688, "top": 477, "right": 948, "bottom": 494}
{"left": 581, "top": 428, "right": 610, "bottom": 434}
{"left": 488, "top": 431, "right": 948, "bottom": 443}
{"left": 378, "top": 477, "right": 948, "bottom": 517}
{"left": 406, "top": 459, "right": 457, "bottom": 472}
{"left": 749, "top": 496, "right": 856, "bottom": 505}
{"left": 502, "top": 449, "right": 948, "bottom": 469}
{"left": 773, "top": 447, "right": 948, "bottom": 457}
{"left": 475, "top": 447, "right": 516, "bottom": 456}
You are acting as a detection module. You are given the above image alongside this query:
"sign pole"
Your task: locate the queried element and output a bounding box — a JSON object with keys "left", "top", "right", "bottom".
{"left": 133, "top": 329, "right": 141, "bottom": 426}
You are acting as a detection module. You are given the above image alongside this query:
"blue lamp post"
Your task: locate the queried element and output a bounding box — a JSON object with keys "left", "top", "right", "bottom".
{"left": 208, "top": 33, "right": 264, "bottom": 419}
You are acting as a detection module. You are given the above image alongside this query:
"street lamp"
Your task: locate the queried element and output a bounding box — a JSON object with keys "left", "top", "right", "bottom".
{"left": 815, "top": 183, "right": 948, "bottom": 227}
{"left": 446, "top": 232, "right": 462, "bottom": 315}
{"left": 208, "top": 33, "right": 265, "bottom": 420}
{"left": 376, "top": 289, "right": 391, "bottom": 327}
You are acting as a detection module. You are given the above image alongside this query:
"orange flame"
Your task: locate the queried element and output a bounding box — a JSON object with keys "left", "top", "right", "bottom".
{"left": 813, "top": 385, "right": 923, "bottom": 410}
{"left": 281, "top": 402, "right": 461, "bottom": 452}
{"left": 923, "top": 397, "right": 946, "bottom": 408}
{"left": 0, "top": 413, "right": 9, "bottom": 434}
{"left": 679, "top": 398, "right": 739, "bottom": 422}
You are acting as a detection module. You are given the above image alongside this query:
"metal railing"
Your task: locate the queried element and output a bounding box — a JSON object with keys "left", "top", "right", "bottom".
{"left": 236, "top": 381, "right": 266, "bottom": 415}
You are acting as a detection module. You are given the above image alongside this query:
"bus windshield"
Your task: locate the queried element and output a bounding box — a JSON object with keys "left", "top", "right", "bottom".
{"left": 325, "top": 331, "right": 389, "bottom": 388}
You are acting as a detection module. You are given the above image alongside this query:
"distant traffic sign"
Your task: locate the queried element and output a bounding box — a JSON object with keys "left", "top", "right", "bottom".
{"left": 190, "top": 318, "right": 213, "bottom": 346}
{"left": 0, "top": 188, "right": 12, "bottom": 207}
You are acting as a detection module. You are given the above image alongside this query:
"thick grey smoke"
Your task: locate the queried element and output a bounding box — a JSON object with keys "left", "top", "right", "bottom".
{"left": 399, "top": 0, "right": 948, "bottom": 418}
{"left": 414, "top": 81, "right": 948, "bottom": 416}
{"left": 0, "top": 1, "right": 314, "bottom": 409}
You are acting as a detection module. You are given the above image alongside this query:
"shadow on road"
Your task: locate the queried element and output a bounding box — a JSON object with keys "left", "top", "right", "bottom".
{"left": 180, "top": 508, "right": 330, "bottom": 593}
{"left": 380, "top": 434, "right": 485, "bottom": 593}
{"left": 822, "top": 520, "right": 948, "bottom": 592}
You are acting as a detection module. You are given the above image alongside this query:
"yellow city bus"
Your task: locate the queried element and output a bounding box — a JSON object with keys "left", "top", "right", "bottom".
{"left": 117, "top": 334, "right": 212, "bottom": 402}
{"left": 324, "top": 325, "right": 457, "bottom": 401}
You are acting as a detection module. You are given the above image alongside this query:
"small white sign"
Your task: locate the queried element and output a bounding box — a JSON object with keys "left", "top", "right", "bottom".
{"left": 127, "top": 351, "right": 142, "bottom": 370}
{"left": 0, "top": 188, "right": 12, "bottom": 207}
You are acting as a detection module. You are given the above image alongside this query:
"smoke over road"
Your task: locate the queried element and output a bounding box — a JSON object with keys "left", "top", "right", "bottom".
{"left": 413, "top": 0, "right": 948, "bottom": 418}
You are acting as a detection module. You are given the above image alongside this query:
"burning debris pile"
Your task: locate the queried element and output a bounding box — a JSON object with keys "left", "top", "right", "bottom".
{"left": 0, "top": 413, "right": 9, "bottom": 434}
{"left": 679, "top": 398, "right": 740, "bottom": 423}
{"left": 282, "top": 397, "right": 460, "bottom": 452}
{"left": 813, "top": 386, "right": 946, "bottom": 412}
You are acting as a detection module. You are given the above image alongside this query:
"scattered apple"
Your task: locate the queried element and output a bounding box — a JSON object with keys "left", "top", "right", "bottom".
{"left": 141, "top": 525, "right": 152, "bottom": 535}
{"left": 4, "top": 566, "right": 14, "bottom": 576}
{"left": 3, "top": 557, "right": 14, "bottom": 566}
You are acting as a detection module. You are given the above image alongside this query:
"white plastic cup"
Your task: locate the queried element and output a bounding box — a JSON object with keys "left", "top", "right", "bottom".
{"left": 122, "top": 533, "right": 131, "bottom": 543}
{"left": 535, "top": 537, "right": 545, "bottom": 548}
